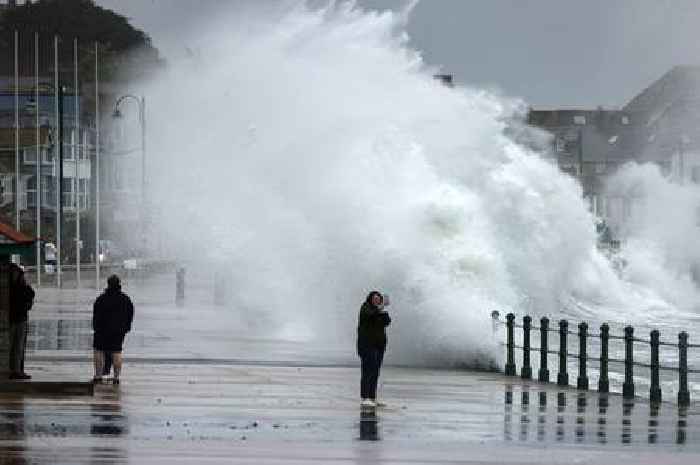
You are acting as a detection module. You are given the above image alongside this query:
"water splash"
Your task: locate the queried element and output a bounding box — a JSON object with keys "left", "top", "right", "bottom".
{"left": 124, "top": 1, "right": 624, "bottom": 366}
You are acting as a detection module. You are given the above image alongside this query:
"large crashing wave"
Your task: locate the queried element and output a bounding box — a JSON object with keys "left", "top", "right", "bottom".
{"left": 130, "top": 1, "right": 643, "bottom": 366}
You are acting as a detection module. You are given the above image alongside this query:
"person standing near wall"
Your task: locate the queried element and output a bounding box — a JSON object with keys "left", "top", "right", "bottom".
{"left": 8, "top": 264, "right": 35, "bottom": 380}
{"left": 92, "top": 275, "right": 134, "bottom": 385}
{"left": 357, "top": 291, "right": 391, "bottom": 408}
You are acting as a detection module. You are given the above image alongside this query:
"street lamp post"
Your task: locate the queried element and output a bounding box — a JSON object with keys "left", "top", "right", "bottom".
{"left": 113, "top": 95, "right": 146, "bottom": 254}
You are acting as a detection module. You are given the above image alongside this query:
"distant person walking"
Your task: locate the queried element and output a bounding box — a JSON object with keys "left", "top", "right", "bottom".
{"left": 92, "top": 275, "right": 134, "bottom": 384}
{"left": 357, "top": 291, "right": 391, "bottom": 408}
{"left": 8, "top": 263, "right": 35, "bottom": 380}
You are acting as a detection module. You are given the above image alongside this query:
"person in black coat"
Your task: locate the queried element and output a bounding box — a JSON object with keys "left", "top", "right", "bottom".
{"left": 93, "top": 275, "right": 134, "bottom": 384}
{"left": 357, "top": 291, "right": 391, "bottom": 407}
{"left": 8, "top": 264, "right": 35, "bottom": 380}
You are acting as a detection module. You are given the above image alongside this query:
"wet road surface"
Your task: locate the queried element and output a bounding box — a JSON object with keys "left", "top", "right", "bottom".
{"left": 0, "top": 284, "right": 699, "bottom": 463}
{"left": 2, "top": 362, "right": 700, "bottom": 464}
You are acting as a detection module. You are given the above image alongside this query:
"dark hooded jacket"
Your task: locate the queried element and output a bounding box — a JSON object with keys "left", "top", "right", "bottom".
{"left": 9, "top": 265, "right": 35, "bottom": 325}
{"left": 357, "top": 297, "right": 391, "bottom": 354}
{"left": 93, "top": 286, "right": 134, "bottom": 337}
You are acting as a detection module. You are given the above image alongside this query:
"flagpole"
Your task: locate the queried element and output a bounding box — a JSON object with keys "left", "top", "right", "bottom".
{"left": 55, "top": 35, "right": 61, "bottom": 288}
{"left": 14, "top": 29, "right": 20, "bottom": 231}
{"left": 95, "top": 42, "right": 101, "bottom": 290}
{"left": 35, "top": 31, "right": 41, "bottom": 286}
{"left": 74, "top": 37, "right": 81, "bottom": 288}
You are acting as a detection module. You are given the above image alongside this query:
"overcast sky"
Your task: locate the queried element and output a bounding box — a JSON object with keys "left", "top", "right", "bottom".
{"left": 96, "top": 0, "right": 700, "bottom": 108}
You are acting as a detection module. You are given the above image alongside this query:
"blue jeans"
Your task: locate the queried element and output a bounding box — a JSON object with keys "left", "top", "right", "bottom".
{"left": 359, "top": 347, "right": 384, "bottom": 399}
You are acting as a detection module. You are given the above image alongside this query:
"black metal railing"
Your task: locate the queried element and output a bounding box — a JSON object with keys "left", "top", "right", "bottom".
{"left": 491, "top": 311, "right": 697, "bottom": 405}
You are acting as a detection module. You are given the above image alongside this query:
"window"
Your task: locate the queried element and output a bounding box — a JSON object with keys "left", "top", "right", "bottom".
{"left": 556, "top": 137, "right": 567, "bottom": 152}
{"left": 608, "top": 135, "right": 618, "bottom": 145}
{"left": 621, "top": 115, "right": 630, "bottom": 125}
{"left": 26, "top": 176, "right": 36, "bottom": 207}
{"left": 42, "top": 175, "right": 54, "bottom": 208}
{"left": 573, "top": 115, "right": 586, "bottom": 125}
{"left": 595, "top": 163, "right": 606, "bottom": 174}
{"left": 23, "top": 147, "right": 40, "bottom": 165}
{"left": 64, "top": 130, "right": 75, "bottom": 161}
{"left": 0, "top": 175, "right": 13, "bottom": 206}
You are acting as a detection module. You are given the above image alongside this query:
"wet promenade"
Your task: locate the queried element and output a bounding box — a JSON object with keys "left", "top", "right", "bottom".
{"left": 1, "top": 284, "right": 699, "bottom": 463}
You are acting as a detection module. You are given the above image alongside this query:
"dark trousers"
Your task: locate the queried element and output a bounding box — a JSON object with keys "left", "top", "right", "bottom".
{"left": 103, "top": 352, "right": 113, "bottom": 376}
{"left": 359, "top": 347, "right": 385, "bottom": 400}
{"left": 9, "top": 321, "right": 27, "bottom": 374}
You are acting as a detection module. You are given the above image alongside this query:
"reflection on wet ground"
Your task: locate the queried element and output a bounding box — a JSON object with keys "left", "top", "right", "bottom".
{"left": 0, "top": 364, "right": 698, "bottom": 464}
{"left": 27, "top": 319, "right": 92, "bottom": 351}
{"left": 503, "top": 384, "right": 694, "bottom": 446}
{"left": 359, "top": 409, "right": 379, "bottom": 441}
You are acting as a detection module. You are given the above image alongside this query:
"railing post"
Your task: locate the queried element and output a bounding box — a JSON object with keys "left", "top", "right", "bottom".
{"left": 598, "top": 323, "right": 609, "bottom": 393}
{"left": 649, "top": 330, "right": 661, "bottom": 403}
{"left": 577, "top": 322, "right": 589, "bottom": 390}
{"left": 538, "top": 317, "right": 550, "bottom": 382}
{"left": 557, "top": 319, "right": 569, "bottom": 386}
{"left": 521, "top": 316, "right": 532, "bottom": 379}
{"left": 623, "top": 326, "right": 634, "bottom": 399}
{"left": 678, "top": 331, "right": 690, "bottom": 406}
{"left": 505, "top": 313, "right": 516, "bottom": 376}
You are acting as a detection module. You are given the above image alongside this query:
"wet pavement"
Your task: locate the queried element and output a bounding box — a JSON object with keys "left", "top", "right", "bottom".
{"left": 1, "top": 283, "right": 699, "bottom": 463}
{"left": 2, "top": 362, "right": 700, "bottom": 464}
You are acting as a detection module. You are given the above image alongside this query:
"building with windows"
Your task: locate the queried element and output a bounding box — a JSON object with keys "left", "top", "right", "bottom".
{"left": 0, "top": 78, "right": 93, "bottom": 259}
{"left": 528, "top": 66, "right": 700, "bottom": 225}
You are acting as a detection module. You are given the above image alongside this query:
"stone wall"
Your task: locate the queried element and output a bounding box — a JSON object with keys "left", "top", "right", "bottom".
{"left": 0, "top": 263, "right": 9, "bottom": 375}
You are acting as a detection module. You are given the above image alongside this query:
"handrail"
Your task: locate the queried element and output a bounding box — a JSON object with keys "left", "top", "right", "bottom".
{"left": 491, "top": 311, "right": 693, "bottom": 405}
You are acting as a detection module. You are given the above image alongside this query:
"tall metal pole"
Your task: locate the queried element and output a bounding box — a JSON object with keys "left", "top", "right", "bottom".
{"left": 140, "top": 96, "right": 146, "bottom": 255}
{"left": 95, "top": 42, "right": 101, "bottom": 290}
{"left": 35, "top": 31, "right": 41, "bottom": 286}
{"left": 58, "top": 86, "right": 64, "bottom": 288}
{"left": 74, "top": 37, "right": 81, "bottom": 288}
{"left": 54, "top": 35, "right": 62, "bottom": 288}
{"left": 14, "top": 29, "right": 20, "bottom": 231}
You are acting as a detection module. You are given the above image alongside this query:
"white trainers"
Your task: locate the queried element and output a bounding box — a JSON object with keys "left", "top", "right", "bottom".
{"left": 360, "top": 399, "right": 377, "bottom": 408}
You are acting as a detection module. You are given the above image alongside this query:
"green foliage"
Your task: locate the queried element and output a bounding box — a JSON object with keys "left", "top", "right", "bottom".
{"left": 0, "top": 0, "right": 156, "bottom": 54}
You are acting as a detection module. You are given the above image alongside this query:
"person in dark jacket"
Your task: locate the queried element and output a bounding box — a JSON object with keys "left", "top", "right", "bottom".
{"left": 357, "top": 291, "right": 391, "bottom": 407}
{"left": 92, "top": 275, "right": 134, "bottom": 384}
{"left": 8, "top": 264, "right": 35, "bottom": 380}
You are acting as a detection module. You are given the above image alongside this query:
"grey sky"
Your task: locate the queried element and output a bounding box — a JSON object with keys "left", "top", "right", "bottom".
{"left": 96, "top": 0, "right": 700, "bottom": 108}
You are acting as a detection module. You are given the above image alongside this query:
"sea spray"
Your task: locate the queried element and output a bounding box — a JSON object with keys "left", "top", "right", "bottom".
{"left": 117, "top": 1, "right": 612, "bottom": 366}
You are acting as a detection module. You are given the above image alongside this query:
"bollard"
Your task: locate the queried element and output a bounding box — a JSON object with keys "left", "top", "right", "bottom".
{"left": 649, "top": 330, "right": 661, "bottom": 403}
{"left": 577, "top": 322, "right": 589, "bottom": 390}
{"left": 505, "top": 313, "right": 516, "bottom": 376}
{"left": 176, "top": 267, "right": 185, "bottom": 307}
{"left": 678, "top": 332, "right": 690, "bottom": 406}
{"left": 557, "top": 319, "right": 569, "bottom": 386}
{"left": 623, "top": 326, "right": 634, "bottom": 399}
{"left": 491, "top": 310, "right": 500, "bottom": 338}
{"left": 521, "top": 316, "right": 532, "bottom": 379}
{"left": 538, "top": 317, "right": 550, "bottom": 382}
{"left": 598, "top": 323, "right": 609, "bottom": 393}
